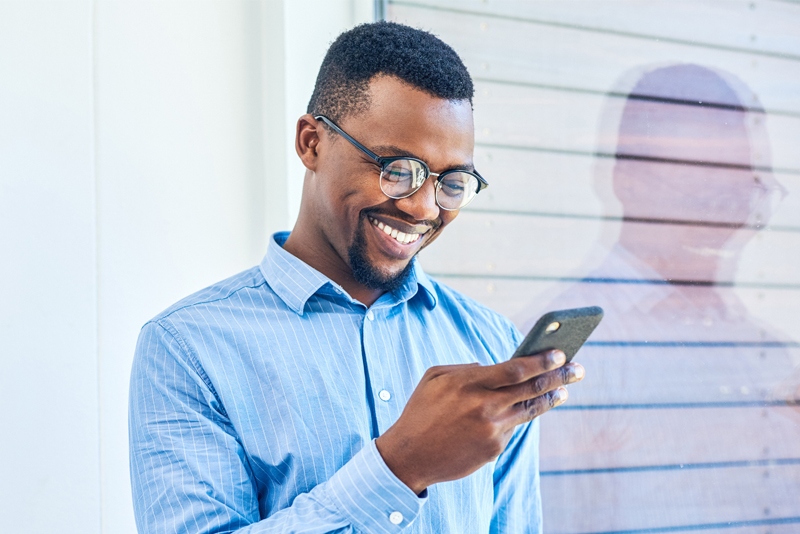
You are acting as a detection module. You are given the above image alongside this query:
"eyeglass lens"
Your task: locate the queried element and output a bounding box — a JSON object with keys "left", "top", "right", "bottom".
{"left": 379, "top": 159, "right": 479, "bottom": 211}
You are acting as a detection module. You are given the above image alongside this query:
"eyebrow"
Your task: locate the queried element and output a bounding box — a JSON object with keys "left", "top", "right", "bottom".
{"left": 371, "top": 144, "right": 476, "bottom": 173}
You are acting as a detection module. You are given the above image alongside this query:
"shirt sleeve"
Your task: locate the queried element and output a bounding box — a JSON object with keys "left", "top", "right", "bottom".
{"left": 490, "top": 419, "right": 543, "bottom": 534}
{"left": 490, "top": 320, "right": 543, "bottom": 534}
{"left": 129, "top": 321, "right": 427, "bottom": 534}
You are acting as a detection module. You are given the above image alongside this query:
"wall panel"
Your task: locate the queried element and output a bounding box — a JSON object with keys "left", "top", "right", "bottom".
{"left": 473, "top": 80, "right": 800, "bottom": 171}
{"left": 540, "top": 464, "right": 800, "bottom": 533}
{"left": 391, "top": 2, "right": 800, "bottom": 113}
{"left": 397, "top": 0, "right": 800, "bottom": 59}
{"left": 426, "top": 212, "right": 800, "bottom": 284}
{"left": 540, "top": 407, "right": 800, "bottom": 470}
{"left": 469, "top": 146, "right": 800, "bottom": 228}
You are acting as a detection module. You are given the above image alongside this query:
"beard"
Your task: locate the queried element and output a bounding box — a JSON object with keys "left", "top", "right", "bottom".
{"left": 348, "top": 214, "right": 415, "bottom": 293}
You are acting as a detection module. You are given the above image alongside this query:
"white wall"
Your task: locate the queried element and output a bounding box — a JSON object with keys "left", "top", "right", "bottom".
{"left": 0, "top": 2, "right": 100, "bottom": 531}
{"left": 0, "top": 1, "right": 372, "bottom": 532}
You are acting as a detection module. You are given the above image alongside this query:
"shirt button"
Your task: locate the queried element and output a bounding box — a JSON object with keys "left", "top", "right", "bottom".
{"left": 379, "top": 389, "right": 391, "bottom": 402}
{"left": 366, "top": 310, "right": 374, "bottom": 321}
{"left": 389, "top": 511, "right": 403, "bottom": 525}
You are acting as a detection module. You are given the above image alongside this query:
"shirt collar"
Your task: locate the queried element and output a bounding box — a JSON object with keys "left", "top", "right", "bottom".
{"left": 410, "top": 259, "right": 438, "bottom": 309}
{"left": 260, "top": 232, "right": 437, "bottom": 315}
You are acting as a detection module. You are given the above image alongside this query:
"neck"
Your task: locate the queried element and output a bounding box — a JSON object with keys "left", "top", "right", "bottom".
{"left": 282, "top": 222, "right": 384, "bottom": 308}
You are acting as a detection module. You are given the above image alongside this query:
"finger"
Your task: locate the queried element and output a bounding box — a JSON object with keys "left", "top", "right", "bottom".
{"left": 505, "top": 386, "right": 569, "bottom": 427}
{"left": 480, "top": 350, "right": 566, "bottom": 389}
{"left": 499, "top": 363, "right": 584, "bottom": 407}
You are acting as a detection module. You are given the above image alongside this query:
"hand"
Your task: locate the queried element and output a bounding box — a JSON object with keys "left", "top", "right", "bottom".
{"left": 375, "top": 350, "right": 584, "bottom": 494}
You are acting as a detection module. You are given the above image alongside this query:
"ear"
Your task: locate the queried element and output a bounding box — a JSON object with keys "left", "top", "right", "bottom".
{"left": 296, "top": 114, "right": 321, "bottom": 171}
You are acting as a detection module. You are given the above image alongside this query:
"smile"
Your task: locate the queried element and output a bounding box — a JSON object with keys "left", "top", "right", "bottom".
{"left": 368, "top": 216, "right": 425, "bottom": 245}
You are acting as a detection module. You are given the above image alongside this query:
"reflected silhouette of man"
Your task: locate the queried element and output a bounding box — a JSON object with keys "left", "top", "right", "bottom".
{"left": 518, "top": 64, "right": 799, "bottom": 533}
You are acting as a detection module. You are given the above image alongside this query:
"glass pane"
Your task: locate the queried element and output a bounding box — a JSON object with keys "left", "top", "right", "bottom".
{"left": 393, "top": 1, "right": 800, "bottom": 532}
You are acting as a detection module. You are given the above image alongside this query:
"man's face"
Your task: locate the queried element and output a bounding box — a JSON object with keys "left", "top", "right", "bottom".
{"left": 310, "top": 76, "right": 475, "bottom": 290}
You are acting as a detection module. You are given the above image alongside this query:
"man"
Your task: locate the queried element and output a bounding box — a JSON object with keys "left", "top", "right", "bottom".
{"left": 130, "top": 21, "right": 583, "bottom": 534}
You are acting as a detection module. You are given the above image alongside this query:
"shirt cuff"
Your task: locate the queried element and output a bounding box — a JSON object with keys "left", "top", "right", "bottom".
{"left": 327, "top": 439, "right": 427, "bottom": 533}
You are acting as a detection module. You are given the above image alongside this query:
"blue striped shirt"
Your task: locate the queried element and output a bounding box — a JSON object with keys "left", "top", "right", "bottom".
{"left": 129, "top": 232, "right": 542, "bottom": 534}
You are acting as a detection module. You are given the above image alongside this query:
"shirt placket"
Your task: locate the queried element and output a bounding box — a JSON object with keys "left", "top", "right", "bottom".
{"left": 361, "top": 305, "right": 405, "bottom": 436}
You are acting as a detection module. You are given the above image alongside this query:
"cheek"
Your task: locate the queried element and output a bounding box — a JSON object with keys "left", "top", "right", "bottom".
{"left": 318, "top": 184, "right": 381, "bottom": 252}
{"left": 421, "top": 211, "right": 458, "bottom": 250}
{"left": 438, "top": 210, "right": 459, "bottom": 230}
{"left": 315, "top": 163, "right": 363, "bottom": 216}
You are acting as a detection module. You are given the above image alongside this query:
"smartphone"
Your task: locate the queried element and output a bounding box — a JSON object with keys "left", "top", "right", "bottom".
{"left": 512, "top": 306, "right": 604, "bottom": 363}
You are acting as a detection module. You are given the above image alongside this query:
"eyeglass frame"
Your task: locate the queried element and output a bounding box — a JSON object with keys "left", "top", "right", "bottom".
{"left": 313, "top": 115, "right": 489, "bottom": 211}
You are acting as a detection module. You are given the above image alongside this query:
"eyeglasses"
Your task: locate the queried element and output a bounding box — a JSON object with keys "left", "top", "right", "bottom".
{"left": 314, "top": 115, "right": 488, "bottom": 211}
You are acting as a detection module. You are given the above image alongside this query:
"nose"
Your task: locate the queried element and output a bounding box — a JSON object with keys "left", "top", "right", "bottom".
{"left": 394, "top": 175, "right": 441, "bottom": 223}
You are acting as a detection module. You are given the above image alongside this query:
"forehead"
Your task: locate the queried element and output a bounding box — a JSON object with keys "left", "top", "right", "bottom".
{"left": 338, "top": 75, "right": 475, "bottom": 169}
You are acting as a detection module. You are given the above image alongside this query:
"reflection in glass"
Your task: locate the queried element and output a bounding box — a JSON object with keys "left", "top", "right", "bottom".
{"left": 517, "top": 64, "right": 800, "bottom": 533}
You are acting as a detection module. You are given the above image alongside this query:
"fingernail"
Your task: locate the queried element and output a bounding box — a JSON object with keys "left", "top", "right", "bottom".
{"left": 548, "top": 350, "right": 566, "bottom": 368}
{"left": 571, "top": 364, "right": 585, "bottom": 381}
{"left": 554, "top": 387, "right": 568, "bottom": 405}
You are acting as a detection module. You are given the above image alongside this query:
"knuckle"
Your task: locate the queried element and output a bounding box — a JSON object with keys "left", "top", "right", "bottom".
{"left": 528, "top": 376, "right": 547, "bottom": 397}
{"left": 521, "top": 393, "right": 554, "bottom": 419}
{"left": 559, "top": 366, "right": 571, "bottom": 384}
{"left": 428, "top": 365, "right": 445, "bottom": 376}
{"left": 504, "top": 362, "right": 525, "bottom": 384}
{"left": 423, "top": 366, "right": 439, "bottom": 379}
{"left": 470, "top": 399, "right": 495, "bottom": 423}
{"left": 520, "top": 398, "right": 536, "bottom": 416}
{"left": 426, "top": 365, "right": 452, "bottom": 382}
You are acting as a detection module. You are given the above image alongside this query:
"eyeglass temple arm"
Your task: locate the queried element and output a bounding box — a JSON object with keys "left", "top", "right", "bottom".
{"left": 314, "top": 115, "right": 383, "bottom": 164}
{"left": 474, "top": 171, "right": 489, "bottom": 192}
{"left": 316, "top": 114, "right": 489, "bottom": 194}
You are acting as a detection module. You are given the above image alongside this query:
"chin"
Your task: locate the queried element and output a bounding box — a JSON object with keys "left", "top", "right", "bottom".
{"left": 349, "top": 222, "right": 416, "bottom": 292}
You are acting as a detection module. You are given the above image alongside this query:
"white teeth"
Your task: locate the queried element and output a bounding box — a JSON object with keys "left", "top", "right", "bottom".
{"left": 369, "top": 216, "right": 422, "bottom": 245}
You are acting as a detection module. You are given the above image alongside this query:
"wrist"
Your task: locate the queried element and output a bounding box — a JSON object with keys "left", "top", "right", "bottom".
{"left": 375, "top": 434, "right": 428, "bottom": 496}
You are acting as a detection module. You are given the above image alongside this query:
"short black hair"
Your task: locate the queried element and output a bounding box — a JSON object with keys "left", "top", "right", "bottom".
{"left": 307, "top": 21, "right": 473, "bottom": 123}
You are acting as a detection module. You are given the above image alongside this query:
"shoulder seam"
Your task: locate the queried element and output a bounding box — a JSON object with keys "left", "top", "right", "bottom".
{"left": 155, "top": 281, "right": 266, "bottom": 322}
{"left": 151, "top": 320, "right": 230, "bottom": 419}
